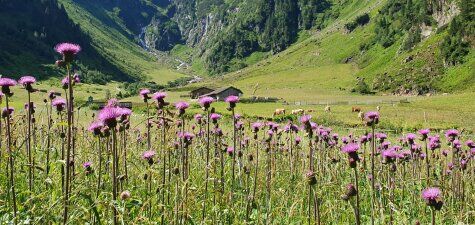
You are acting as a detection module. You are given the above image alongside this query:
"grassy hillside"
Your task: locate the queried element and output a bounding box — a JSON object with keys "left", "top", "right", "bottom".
{"left": 58, "top": 0, "right": 185, "bottom": 84}
{"left": 0, "top": 0, "right": 185, "bottom": 85}
{"left": 196, "top": 0, "right": 383, "bottom": 99}
{"left": 196, "top": 0, "right": 474, "bottom": 97}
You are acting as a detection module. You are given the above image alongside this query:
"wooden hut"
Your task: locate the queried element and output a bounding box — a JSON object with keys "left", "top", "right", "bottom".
{"left": 200, "top": 86, "right": 243, "bottom": 101}
{"left": 189, "top": 87, "right": 214, "bottom": 99}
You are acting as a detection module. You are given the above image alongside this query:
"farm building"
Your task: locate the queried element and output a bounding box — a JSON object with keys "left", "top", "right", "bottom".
{"left": 189, "top": 87, "right": 214, "bottom": 99}
{"left": 200, "top": 86, "right": 243, "bottom": 101}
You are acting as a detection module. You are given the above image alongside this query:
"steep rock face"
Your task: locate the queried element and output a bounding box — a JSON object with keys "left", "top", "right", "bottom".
{"left": 157, "top": 0, "right": 332, "bottom": 74}
{"left": 144, "top": 16, "right": 182, "bottom": 51}
{"left": 169, "top": 0, "right": 228, "bottom": 49}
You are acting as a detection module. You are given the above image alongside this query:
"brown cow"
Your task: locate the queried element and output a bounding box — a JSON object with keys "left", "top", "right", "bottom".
{"left": 273, "top": 108, "right": 286, "bottom": 117}
{"left": 291, "top": 109, "right": 304, "bottom": 115}
{"left": 358, "top": 111, "right": 364, "bottom": 121}
{"left": 306, "top": 109, "right": 315, "bottom": 113}
{"left": 351, "top": 106, "right": 361, "bottom": 112}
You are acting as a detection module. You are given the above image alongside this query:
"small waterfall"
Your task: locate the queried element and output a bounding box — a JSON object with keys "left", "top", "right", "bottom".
{"left": 138, "top": 26, "right": 148, "bottom": 50}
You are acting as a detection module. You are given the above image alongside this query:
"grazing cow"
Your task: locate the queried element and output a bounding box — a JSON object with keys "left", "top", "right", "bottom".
{"left": 351, "top": 106, "right": 362, "bottom": 112}
{"left": 358, "top": 111, "right": 364, "bottom": 121}
{"left": 306, "top": 109, "right": 315, "bottom": 113}
{"left": 291, "top": 109, "right": 304, "bottom": 115}
{"left": 376, "top": 105, "right": 381, "bottom": 111}
{"left": 324, "top": 106, "right": 331, "bottom": 113}
{"left": 273, "top": 108, "right": 286, "bottom": 117}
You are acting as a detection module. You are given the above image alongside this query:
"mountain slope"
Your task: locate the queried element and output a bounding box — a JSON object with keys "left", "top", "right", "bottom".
{"left": 195, "top": 0, "right": 474, "bottom": 97}
{"left": 0, "top": 0, "right": 126, "bottom": 82}
{"left": 0, "top": 0, "right": 184, "bottom": 84}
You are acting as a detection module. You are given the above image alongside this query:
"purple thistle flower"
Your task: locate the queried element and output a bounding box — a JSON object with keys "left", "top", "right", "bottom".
{"left": 284, "top": 124, "right": 291, "bottom": 132}
{"left": 376, "top": 133, "right": 387, "bottom": 141}
{"left": 359, "top": 135, "right": 368, "bottom": 144}
{"left": 291, "top": 124, "right": 299, "bottom": 132}
{"left": 453, "top": 139, "right": 462, "bottom": 150}
{"left": 0, "top": 78, "right": 17, "bottom": 87}
{"left": 266, "top": 121, "right": 276, "bottom": 129}
{"left": 213, "top": 127, "right": 223, "bottom": 136}
{"left": 54, "top": 43, "right": 81, "bottom": 56}
{"left": 82, "top": 161, "right": 92, "bottom": 169}
{"left": 418, "top": 129, "right": 430, "bottom": 140}
{"left": 199, "top": 96, "right": 214, "bottom": 109}
{"left": 194, "top": 114, "right": 203, "bottom": 123}
{"left": 152, "top": 91, "right": 167, "bottom": 101}
{"left": 142, "top": 150, "right": 157, "bottom": 165}
{"left": 428, "top": 136, "right": 441, "bottom": 150}
{"left": 0, "top": 78, "right": 17, "bottom": 95}
{"left": 399, "top": 150, "right": 412, "bottom": 160}
{"left": 236, "top": 121, "right": 244, "bottom": 129}
{"left": 447, "top": 162, "right": 454, "bottom": 170}
{"left": 19, "top": 76, "right": 36, "bottom": 85}
{"left": 411, "top": 143, "right": 422, "bottom": 152}
{"left": 73, "top": 73, "right": 80, "bottom": 83}
{"left": 2, "top": 107, "right": 14, "bottom": 118}
{"left": 179, "top": 132, "right": 195, "bottom": 140}
{"left": 139, "top": 89, "right": 150, "bottom": 98}
{"left": 465, "top": 140, "right": 474, "bottom": 148}
{"left": 300, "top": 115, "right": 312, "bottom": 124}
{"left": 234, "top": 114, "right": 241, "bottom": 120}
{"left": 422, "top": 187, "right": 441, "bottom": 201}
{"left": 419, "top": 129, "right": 430, "bottom": 135}
{"left": 421, "top": 187, "right": 443, "bottom": 210}
{"left": 52, "top": 97, "right": 66, "bottom": 106}
{"left": 227, "top": 146, "right": 234, "bottom": 154}
{"left": 142, "top": 150, "right": 156, "bottom": 160}
{"left": 366, "top": 133, "right": 373, "bottom": 140}
{"left": 442, "top": 149, "right": 449, "bottom": 157}
{"left": 390, "top": 143, "right": 401, "bottom": 150}
{"left": 445, "top": 129, "right": 459, "bottom": 142}
{"left": 61, "top": 76, "right": 78, "bottom": 89}
{"left": 252, "top": 122, "right": 263, "bottom": 132}
{"left": 381, "top": 141, "right": 391, "bottom": 150}
{"left": 419, "top": 153, "right": 426, "bottom": 159}
{"left": 210, "top": 113, "right": 221, "bottom": 123}
{"left": 61, "top": 76, "right": 69, "bottom": 89}
{"left": 341, "top": 143, "right": 360, "bottom": 153}
{"left": 52, "top": 97, "right": 67, "bottom": 111}
{"left": 364, "top": 111, "right": 380, "bottom": 125}
{"left": 382, "top": 148, "right": 399, "bottom": 162}
{"left": 98, "top": 106, "right": 122, "bottom": 127}
{"left": 88, "top": 121, "right": 103, "bottom": 135}
{"left": 295, "top": 136, "right": 302, "bottom": 145}
{"left": 225, "top": 95, "right": 239, "bottom": 109}
{"left": 225, "top": 95, "right": 239, "bottom": 103}
{"left": 406, "top": 133, "right": 417, "bottom": 143}
{"left": 267, "top": 130, "right": 274, "bottom": 137}
{"left": 175, "top": 101, "right": 189, "bottom": 110}
{"left": 118, "top": 107, "right": 132, "bottom": 118}
{"left": 310, "top": 122, "right": 318, "bottom": 130}
{"left": 333, "top": 133, "right": 339, "bottom": 140}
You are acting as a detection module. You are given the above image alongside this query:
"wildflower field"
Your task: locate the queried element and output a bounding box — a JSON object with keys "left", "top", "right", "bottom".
{"left": 0, "top": 43, "right": 474, "bottom": 225}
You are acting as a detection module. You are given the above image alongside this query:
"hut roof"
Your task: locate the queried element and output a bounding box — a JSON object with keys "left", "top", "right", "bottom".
{"left": 204, "top": 86, "right": 243, "bottom": 95}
